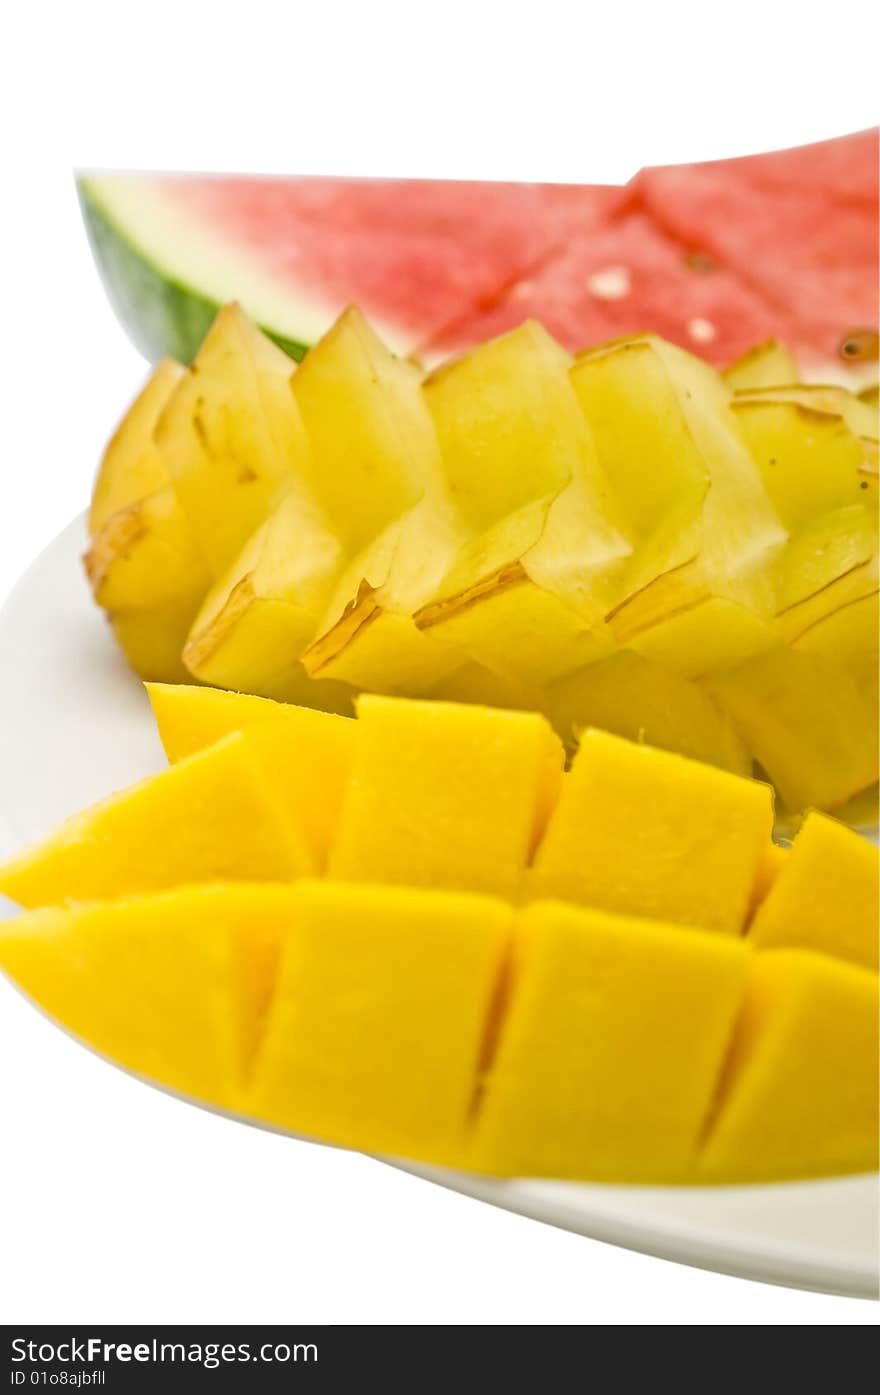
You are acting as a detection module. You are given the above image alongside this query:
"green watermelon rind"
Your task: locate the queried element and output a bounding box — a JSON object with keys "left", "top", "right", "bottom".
{"left": 77, "top": 178, "right": 309, "bottom": 365}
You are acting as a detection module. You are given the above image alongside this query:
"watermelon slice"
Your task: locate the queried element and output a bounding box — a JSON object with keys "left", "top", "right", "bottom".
{"left": 634, "top": 131, "right": 879, "bottom": 373}
{"left": 78, "top": 131, "right": 878, "bottom": 374}
{"left": 425, "top": 210, "right": 792, "bottom": 366}
{"left": 79, "top": 173, "right": 621, "bottom": 363}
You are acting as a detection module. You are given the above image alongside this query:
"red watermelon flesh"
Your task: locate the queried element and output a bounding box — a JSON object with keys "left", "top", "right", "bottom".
{"left": 424, "top": 210, "right": 793, "bottom": 365}
{"left": 634, "top": 131, "right": 879, "bottom": 369}
{"left": 171, "top": 176, "right": 624, "bottom": 344}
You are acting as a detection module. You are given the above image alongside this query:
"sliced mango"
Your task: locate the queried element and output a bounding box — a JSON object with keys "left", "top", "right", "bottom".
{"left": 699, "top": 950, "right": 879, "bottom": 1182}
{"left": 328, "top": 695, "right": 563, "bottom": 898}
{"left": 0, "top": 885, "right": 300, "bottom": 1107}
{"left": 472, "top": 900, "right": 751, "bottom": 1182}
{"left": 88, "top": 358, "right": 185, "bottom": 536}
{"left": 147, "top": 683, "right": 356, "bottom": 867}
{"left": 530, "top": 728, "right": 772, "bottom": 935}
{"left": 705, "top": 646, "right": 879, "bottom": 812}
{"left": 544, "top": 650, "right": 752, "bottom": 774}
{"left": 249, "top": 879, "right": 512, "bottom": 1163}
{"left": 0, "top": 733, "right": 312, "bottom": 908}
{"left": 747, "top": 841, "right": 789, "bottom": 923}
{"left": 749, "top": 812, "right": 878, "bottom": 971}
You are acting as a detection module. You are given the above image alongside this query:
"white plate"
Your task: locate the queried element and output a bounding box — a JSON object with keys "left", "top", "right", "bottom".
{"left": 0, "top": 516, "right": 877, "bottom": 1300}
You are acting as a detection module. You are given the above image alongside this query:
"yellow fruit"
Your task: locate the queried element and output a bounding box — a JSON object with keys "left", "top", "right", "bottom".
{"left": 249, "top": 879, "right": 512, "bottom": 1163}
{"left": 0, "top": 733, "right": 313, "bottom": 908}
{"left": 791, "top": 587, "right": 879, "bottom": 684}
{"left": 472, "top": 900, "right": 751, "bottom": 1182}
{"left": 181, "top": 489, "right": 350, "bottom": 706}
{"left": 530, "top": 728, "right": 772, "bottom": 935}
{"left": 88, "top": 358, "right": 184, "bottom": 536}
{"left": 723, "top": 339, "right": 801, "bottom": 392}
{"left": 748, "top": 812, "right": 878, "bottom": 970}
{"left": 624, "top": 596, "right": 778, "bottom": 679}
{"left": 291, "top": 306, "right": 430, "bottom": 553}
{"left": 544, "top": 649, "right": 752, "bottom": 773}
{"left": 747, "top": 841, "right": 789, "bottom": 922}
{"left": 705, "top": 646, "right": 878, "bottom": 812}
{"left": 0, "top": 884, "right": 300, "bottom": 1108}
{"left": 84, "top": 359, "right": 211, "bottom": 683}
{"left": 572, "top": 335, "right": 785, "bottom": 619}
{"left": 328, "top": 695, "right": 563, "bottom": 898}
{"left": 107, "top": 603, "right": 196, "bottom": 685}
{"left": 147, "top": 683, "right": 356, "bottom": 867}
{"left": 85, "top": 485, "right": 211, "bottom": 615}
{"left": 699, "top": 950, "right": 879, "bottom": 1182}
{"left": 156, "top": 302, "right": 312, "bottom": 576}
{"left": 410, "top": 322, "right": 628, "bottom": 686}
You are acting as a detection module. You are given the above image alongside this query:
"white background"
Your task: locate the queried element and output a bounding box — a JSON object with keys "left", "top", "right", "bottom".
{"left": 1, "top": 0, "right": 878, "bottom": 1326}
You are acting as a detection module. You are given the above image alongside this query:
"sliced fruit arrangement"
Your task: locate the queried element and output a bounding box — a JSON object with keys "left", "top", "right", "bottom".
{"left": 78, "top": 130, "right": 878, "bottom": 376}
{"left": 85, "top": 302, "right": 879, "bottom": 814}
{"left": 0, "top": 689, "right": 877, "bottom": 1184}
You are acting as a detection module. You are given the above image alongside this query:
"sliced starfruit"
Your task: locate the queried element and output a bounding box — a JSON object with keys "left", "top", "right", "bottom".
{"left": 722, "top": 339, "right": 801, "bottom": 392}
{"left": 156, "top": 302, "right": 312, "bottom": 577}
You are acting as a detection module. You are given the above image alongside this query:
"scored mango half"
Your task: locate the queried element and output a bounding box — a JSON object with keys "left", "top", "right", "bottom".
{"left": 0, "top": 690, "right": 876, "bottom": 1184}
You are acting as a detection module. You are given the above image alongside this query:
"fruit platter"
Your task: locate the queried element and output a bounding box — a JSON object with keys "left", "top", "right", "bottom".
{"left": 0, "top": 129, "right": 877, "bottom": 1295}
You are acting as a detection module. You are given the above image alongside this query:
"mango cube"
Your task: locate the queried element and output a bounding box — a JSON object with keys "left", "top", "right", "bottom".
{"left": 147, "top": 684, "right": 356, "bottom": 868}
{"left": 749, "top": 812, "right": 878, "bottom": 970}
{"left": 0, "top": 885, "right": 302, "bottom": 1107}
{"left": 530, "top": 728, "right": 773, "bottom": 935}
{"left": 472, "top": 900, "right": 751, "bottom": 1181}
{"left": 328, "top": 695, "right": 563, "bottom": 898}
{"left": 248, "top": 880, "right": 512, "bottom": 1161}
{"left": 0, "top": 733, "right": 313, "bottom": 908}
{"left": 699, "top": 950, "right": 879, "bottom": 1182}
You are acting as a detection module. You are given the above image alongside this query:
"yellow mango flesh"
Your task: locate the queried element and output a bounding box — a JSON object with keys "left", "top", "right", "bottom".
{"left": 249, "top": 880, "right": 512, "bottom": 1163}
{"left": 472, "top": 900, "right": 751, "bottom": 1182}
{"left": 623, "top": 596, "right": 778, "bottom": 680}
{"left": 147, "top": 683, "right": 356, "bottom": 868}
{"left": 0, "top": 884, "right": 303, "bottom": 1108}
{"left": 723, "top": 339, "right": 801, "bottom": 392}
{"left": 544, "top": 650, "right": 752, "bottom": 773}
{"left": 0, "top": 733, "right": 313, "bottom": 909}
{"left": 530, "top": 728, "right": 772, "bottom": 935}
{"left": 747, "top": 841, "right": 789, "bottom": 922}
{"left": 328, "top": 695, "right": 563, "bottom": 899}
{"left": 156, "top": 303, "right": 312, "bottom": 577}
{"left": 108, "top": 605, "right": 196, "bottom": 685}
{"left": 700, "top": 950, "right": 879, "bottom": 1182}
{"left": 749, "top": 812, "right": 878, "bottom": 971}
{"left": 88, "top": 358, "right": 185, "bottom": 536}
{"left": 705, "top": 646, "right": 879, "bottom": 812}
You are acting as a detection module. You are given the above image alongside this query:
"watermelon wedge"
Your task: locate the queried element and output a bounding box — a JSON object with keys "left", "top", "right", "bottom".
{"left": 79, "top": 174, "right": 621, "bottom": 363}
{"left": 78, "top": 131, "right": 878, "bottom": 374}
